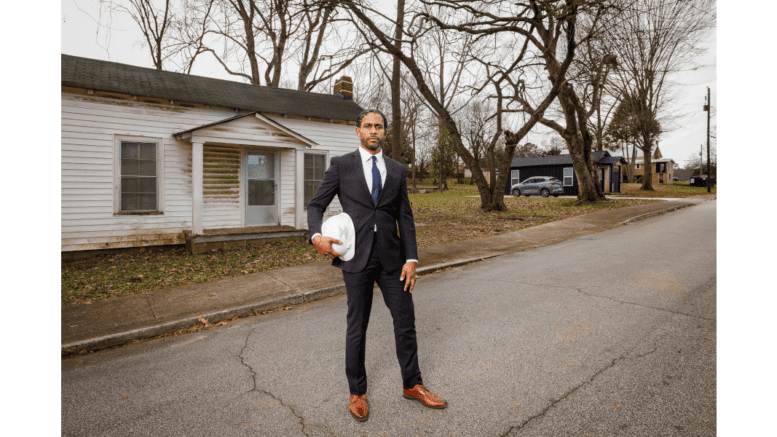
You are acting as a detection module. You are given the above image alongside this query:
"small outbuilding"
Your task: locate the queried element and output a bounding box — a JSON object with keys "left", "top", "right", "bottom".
{"left": 505, "top": 151, "right": 627, "bottom": 196}
{"left": 61, "top": 54, "right": 362, "bottom": 254}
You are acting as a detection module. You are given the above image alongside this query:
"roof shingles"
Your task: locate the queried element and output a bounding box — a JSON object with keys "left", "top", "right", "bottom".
{"left": 61, "top": 54, "right": 363, "bottom": 122}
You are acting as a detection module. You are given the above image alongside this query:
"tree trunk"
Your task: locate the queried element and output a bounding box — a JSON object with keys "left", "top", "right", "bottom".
{"left": 640, "top": 133, "right": 654, "bottom": 191}
{"left": 568, "top": 136, "right": 603, "bottom": 203}
{"left": 390, "top": 0, "right": 405, "bottom": 162}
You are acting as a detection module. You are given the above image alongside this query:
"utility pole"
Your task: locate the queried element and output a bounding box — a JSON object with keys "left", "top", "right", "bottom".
{"left": 704, "top": 87, "right": 712, "bottom": 193}
{"left": 699, "top": 145, "right": 702, "bottom": 177}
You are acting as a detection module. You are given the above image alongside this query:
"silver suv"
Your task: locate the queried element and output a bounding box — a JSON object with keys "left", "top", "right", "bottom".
{"left": 510, "top": 177, "right": 565, "bottom": 198}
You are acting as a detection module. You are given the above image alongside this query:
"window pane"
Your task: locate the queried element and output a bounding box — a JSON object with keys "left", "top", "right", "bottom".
{"left": 314, "top": 155, "right": 325, "bottom": 180}
{"left": 248, "top": 180, "right": 274, "bottom": 205}
{"left": 122, "top": 143, "right": 138, "bottom": 159}
{"left": 138, "top": 160, "right": 156, "bottom": 176}
{"left": 247, "top": 154, "right": 273, "bottom": 179}
{"left": 121, "top": 193, "right": 138, "bottom": 211}
{"left": 305, "top": 181, "right": 321, "bottom": 205}
{"left": 121, "top": 177, "right": 139, "bottom": 193}
{"left": 138, "top": 177, "right": 156, "bottom": 193}
{"left": 122, "top": 159, "right": 138, "bottom": 176}
{"left": 139, "top": 194, "right": 156, "bottom": 210}
{"left": 139, "top": 143, "right": 156, "bottom": 160}
{"left": 305, "top": 154, "right": 326, "bottom": 182}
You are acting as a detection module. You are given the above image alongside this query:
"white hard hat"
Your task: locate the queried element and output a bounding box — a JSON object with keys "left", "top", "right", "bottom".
{"left": 321, "top": 212, "right": 356, "bottom": 261}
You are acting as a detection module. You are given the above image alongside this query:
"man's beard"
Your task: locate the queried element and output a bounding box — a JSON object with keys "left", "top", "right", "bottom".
{"left": 361, "top": 136, "right": 383, "bottom": 151}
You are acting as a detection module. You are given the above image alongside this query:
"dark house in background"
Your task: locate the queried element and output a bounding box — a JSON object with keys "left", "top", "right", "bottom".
{"left": 505, "top": 151, "right": 627, "bottom": 196}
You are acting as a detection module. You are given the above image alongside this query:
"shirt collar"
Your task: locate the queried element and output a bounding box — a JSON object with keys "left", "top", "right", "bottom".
{"left": 358, "top": 146, "right": 383, "bottom": 163}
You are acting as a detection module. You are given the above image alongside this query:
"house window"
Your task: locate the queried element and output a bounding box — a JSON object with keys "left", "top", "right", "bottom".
{"left": 304, "top": 153, "right": 326, "bottom": 206}
{"left": 120, "top": 141, "right": 159, "bottom": 212}
{"left": 636, "top": 164, "right": 641, "bottom": 169}
{"left": 511, "top": 170, "right": 520, "bottom": 186}
{"left": 563, "top": 167, "right": 574, "bottom": 186}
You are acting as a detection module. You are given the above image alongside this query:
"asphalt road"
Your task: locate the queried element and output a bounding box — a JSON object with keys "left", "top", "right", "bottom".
{"left": 62, "top": 200, "right": 716, "bottom": 436}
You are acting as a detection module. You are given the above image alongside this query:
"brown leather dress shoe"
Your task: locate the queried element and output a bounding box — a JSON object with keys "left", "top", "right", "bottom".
{"left": 349, "top": 394, "right": 369, "bottom": 421}
{"left": 403, "top": 384, "right": 447, "bottom": 409}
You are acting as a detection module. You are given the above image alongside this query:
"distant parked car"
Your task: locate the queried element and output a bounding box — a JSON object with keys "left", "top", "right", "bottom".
{"left": 673, "top": 177, "right": 679, "bottom": 181}
{"left": 511, "top": 176, "right": 565, "bottom": 198}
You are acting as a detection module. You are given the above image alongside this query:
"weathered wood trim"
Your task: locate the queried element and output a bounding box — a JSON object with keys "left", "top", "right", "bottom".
{"left": 254, "top": 113, "right": 318, "bottom": 147}
{"left": 295, "top": 149, "right": 304, "bottom": 229}
{"left": 192, "top": 141, "right": 204, "bottom": 234}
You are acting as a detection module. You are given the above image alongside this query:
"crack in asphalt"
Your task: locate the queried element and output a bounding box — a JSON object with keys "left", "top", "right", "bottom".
{"left": 238, "top": 327, "right": 319, "bottom": 437}
{"left": 499, "top": 344, "right": 660, "bottom": 437}
{"left": 570, "top": 286, "right": 716, "bottom": 322}
{"left": 460, "top": 277, "right": 715, "bottom": 322}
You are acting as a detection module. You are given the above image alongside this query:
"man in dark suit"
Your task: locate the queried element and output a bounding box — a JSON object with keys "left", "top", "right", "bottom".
{"left": 307, "top": 109, "right": 447, "bottom": 421}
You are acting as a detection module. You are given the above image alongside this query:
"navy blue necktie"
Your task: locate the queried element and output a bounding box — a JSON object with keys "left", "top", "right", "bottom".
{"left": 371, "top": 156, "right": 381, "bottom": 204}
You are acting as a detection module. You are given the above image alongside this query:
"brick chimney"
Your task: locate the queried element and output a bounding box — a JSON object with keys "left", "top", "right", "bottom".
{"left": 333, "top": 76, "right": 353, "bottom": 100}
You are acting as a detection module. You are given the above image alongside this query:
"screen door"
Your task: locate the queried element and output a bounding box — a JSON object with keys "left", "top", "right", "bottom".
{"left": 246, "top": 152, "right": 277, "bottom": 226}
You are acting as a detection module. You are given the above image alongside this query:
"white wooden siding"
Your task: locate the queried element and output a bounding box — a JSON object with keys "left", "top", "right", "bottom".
{"left": 62, "top": 91, "right": 359, "bottom": 252}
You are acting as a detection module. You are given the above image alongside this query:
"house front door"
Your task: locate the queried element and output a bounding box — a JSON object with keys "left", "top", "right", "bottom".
{"left": 245, "top": 151, "right": 278, "bottom": 226}
{"left": 599, "top": 168, "right": 605, "bottom": 190}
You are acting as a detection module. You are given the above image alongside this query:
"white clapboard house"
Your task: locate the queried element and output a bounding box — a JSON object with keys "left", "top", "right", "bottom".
{"left": 62, "top": 54, "right": 362, "bottom": 254}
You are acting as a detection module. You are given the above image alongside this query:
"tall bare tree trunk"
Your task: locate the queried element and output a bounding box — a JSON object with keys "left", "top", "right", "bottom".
{"left": 390, "top": 0, "right": 405, "bottom": 162}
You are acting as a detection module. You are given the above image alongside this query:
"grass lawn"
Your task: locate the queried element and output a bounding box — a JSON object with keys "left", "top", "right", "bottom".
{"left": 617, "top": 181, "right": 716, "bottom": 198}
{"left": 62, "top": 180, "right": 655, "bottom": 306}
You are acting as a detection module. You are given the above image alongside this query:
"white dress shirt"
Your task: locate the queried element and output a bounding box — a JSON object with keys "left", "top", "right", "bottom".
{"left": 358, "top": 146, "right": 387, "bottom": 193}
{"left": 313, "top": 147, "right": 417, "bottom": 264}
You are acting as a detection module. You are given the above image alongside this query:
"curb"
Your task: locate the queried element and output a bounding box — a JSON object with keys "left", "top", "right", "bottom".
{"left": 620, "top": 203, "right": 695, "bottom": 225}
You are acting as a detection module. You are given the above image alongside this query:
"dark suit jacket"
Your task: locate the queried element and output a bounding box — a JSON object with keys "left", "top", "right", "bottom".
{"left": 307, "top": 149, "right": 418, "bottom": 273}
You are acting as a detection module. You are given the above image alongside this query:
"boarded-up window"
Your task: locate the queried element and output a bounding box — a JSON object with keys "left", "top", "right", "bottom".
{"left": 304, "top": 153, "right": 326, "bottom": 206}
{"left": 121, "top": 141, "right": 157, "bottom": 211}
{"left": 563, "top": 167, "right": 574, "bottom": 187}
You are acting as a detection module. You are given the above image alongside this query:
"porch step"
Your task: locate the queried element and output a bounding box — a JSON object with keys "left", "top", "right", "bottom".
{"left": 184, "top": 226, "right": 307, "bottom": 253}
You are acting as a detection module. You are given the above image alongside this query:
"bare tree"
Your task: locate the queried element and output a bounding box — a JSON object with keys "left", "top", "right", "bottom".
{"left": 506, "top": 1, "right": 621, "bottom": 203}
{"left": 390, "top": 0, "right": 407, "bottom": 162}
{"left": 167, "top": 0, "right": 368, "bottom": 87}
{"left": 168, "top": 0, "right": 214, "bottom": 73}
{"left": 605, "top": 0, "right": 716, "bottom": 191}
{"left": 99, "top": 0, "right": 177, "bottom": 70}
{"left": 346, "top": 1, "right": 579, "bottom": 211}
{"left": 295, "top": 1, "right": 371, "bottom": 91}
{"left": 416, "top": 0, "right": 624, "bottom": 206}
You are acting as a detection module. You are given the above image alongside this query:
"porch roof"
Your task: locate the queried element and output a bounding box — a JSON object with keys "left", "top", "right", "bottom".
{"left": 172, "top": 112, "right": 319, "bottom": 147}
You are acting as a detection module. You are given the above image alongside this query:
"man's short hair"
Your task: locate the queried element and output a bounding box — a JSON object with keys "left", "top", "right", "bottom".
{"left": 356, "top": 109, "right": 388, "bottom": 129}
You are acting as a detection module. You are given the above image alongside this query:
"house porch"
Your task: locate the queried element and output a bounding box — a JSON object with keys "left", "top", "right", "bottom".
{"left": 184, "top": 225, "right": 307, "bottom": 254}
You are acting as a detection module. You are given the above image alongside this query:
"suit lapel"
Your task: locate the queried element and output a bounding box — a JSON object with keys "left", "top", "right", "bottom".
{"left": 377, "top": 157, "right": 395, "bottom": 206}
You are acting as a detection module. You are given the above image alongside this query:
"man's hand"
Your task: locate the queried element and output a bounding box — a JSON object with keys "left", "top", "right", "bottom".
{"left": 399, "top": 261, "right": 417, "bottom": 293}
{"left": 312, "top": 235, "right": 342, "bottom": 259}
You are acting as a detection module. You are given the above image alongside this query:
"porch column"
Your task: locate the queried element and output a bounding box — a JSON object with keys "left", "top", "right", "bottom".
{"left": 192, "top": 141, "right": 204, "bottom": 235}
{"left": 295, "top": 148, "right": 305, "bottom": 229}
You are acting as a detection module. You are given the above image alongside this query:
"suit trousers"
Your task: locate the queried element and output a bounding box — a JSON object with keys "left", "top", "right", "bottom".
{"left": 342, "top": 234, "right": 423, "bottom": 396}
